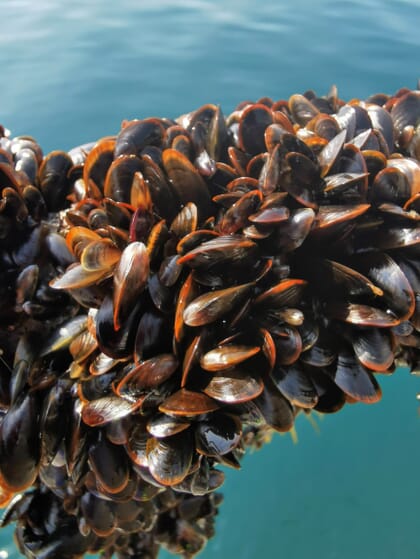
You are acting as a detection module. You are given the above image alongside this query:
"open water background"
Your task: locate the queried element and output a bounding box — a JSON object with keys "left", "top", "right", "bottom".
{"left": 0, "top": 0, "right": 420, "bottom": 557}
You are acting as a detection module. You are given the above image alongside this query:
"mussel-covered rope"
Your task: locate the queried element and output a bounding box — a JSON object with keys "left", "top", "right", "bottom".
{"left": 0, "top": 84, "right": 419, "bottom": 558}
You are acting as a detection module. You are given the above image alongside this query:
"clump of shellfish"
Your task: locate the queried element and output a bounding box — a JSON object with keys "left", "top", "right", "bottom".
{"left": 0, "top": 83, "right": 419, "bottom": 558}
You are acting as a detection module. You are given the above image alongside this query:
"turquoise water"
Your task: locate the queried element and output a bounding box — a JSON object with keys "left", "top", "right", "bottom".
{"left": 1, "top": 0, "right": 420, "bottom": 557}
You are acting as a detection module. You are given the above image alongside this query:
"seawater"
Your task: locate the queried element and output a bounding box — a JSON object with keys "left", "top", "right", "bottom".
{"left": 0, "top": 1, "right": 420, "bottom": 557}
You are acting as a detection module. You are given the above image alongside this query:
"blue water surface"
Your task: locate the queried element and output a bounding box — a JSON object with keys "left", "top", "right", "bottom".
{"left": 1, "top": 0, "right": 420, "bottom": 557}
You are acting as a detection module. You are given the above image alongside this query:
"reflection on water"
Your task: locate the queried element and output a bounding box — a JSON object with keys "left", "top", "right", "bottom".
{"left": 0, "top": 0, "right": 420, "bottom": 557}
{"left": 1, "top": 0, "right": 419, "bottom": 153}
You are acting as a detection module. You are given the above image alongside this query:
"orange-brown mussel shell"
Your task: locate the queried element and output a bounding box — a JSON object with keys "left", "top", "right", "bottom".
{"left": 146, "top": 430, "right": 194, "bottom": 486}
{"left": 0, "top": 392, "right": 40, "bottom": 492}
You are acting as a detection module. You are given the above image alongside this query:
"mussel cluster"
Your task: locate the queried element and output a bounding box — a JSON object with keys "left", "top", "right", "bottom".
{"left": 0, "top": 84, "right": 419, "bottom": 558}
